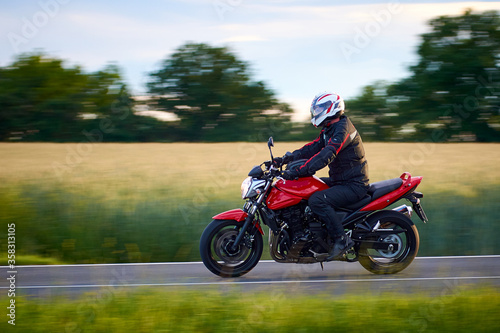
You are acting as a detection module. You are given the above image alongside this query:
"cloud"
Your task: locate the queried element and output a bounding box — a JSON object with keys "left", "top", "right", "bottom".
{"left": 218, "top": 35, "right": 267, "bottom": 43}
{"left": 2, "top": 0, "right": 500, "bottom": 109}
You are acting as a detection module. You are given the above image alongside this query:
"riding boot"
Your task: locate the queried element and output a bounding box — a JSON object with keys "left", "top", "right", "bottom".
{"left": 326, "top": 233, "right": 354, "bottom": 261}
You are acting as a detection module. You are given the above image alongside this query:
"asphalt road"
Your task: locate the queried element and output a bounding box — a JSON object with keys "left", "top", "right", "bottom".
{"left": 2, "top": 256, "right": 499, "bottom": 297}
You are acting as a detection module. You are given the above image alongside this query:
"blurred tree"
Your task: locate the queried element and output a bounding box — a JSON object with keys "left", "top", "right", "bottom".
{"left": 0, "top": 53, "right": 89, "bottom": 140}
{"left": 147, "top": 43, "right": 293, "bottom": 141}
{"left": 348, "top": 10, "right": 500, "bottom": 142}
{"left": 409, "top": 9, "right": 500, "bottom": 141}
{"left": 0, "top": 53, "right": 171, "bottom": 142}
{"left": 346, "top": 81, "right": 404, "bottom": 141}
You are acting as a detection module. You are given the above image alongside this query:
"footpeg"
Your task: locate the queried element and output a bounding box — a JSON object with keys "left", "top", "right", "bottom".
{"left": 309, "top": 249, "right": 329, "bottom": 261}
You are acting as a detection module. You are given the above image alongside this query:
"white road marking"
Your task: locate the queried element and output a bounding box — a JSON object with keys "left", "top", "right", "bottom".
{"left": 415, "top": 255, "right": 500, "bottom": 260}
{"left": 3, "top": 255, "right": 499, "bottom": 268}
{"left": 4, "top": 275, "right": 500, "bottom": 290}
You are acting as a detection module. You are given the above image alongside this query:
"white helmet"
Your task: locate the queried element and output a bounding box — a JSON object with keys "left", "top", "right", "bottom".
{"left": 310, "top": 92, "right": 345, "bottom": 127}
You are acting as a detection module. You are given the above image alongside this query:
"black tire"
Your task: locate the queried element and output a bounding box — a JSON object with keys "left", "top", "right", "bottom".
{"left": 358, "top": 211, "right": 419, "bottom": 275}
{"left": 199, "top": 219, "right": 263, "bottom": 278}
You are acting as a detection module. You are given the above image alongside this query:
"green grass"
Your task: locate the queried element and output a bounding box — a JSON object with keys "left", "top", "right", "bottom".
{"left": 0, "top": 181, "right": 227, "bottom": 263}
{"left": 1, "top": 180, "right": 499, "bottom": 264}
{"left": 12, "top": 254, "right": 66, "bottom": 266}
{"left": 0, "top": 143, "right": 499, "bottom": 264}
{"left": 2, "top": 287, "right": 499, "bottom": 332}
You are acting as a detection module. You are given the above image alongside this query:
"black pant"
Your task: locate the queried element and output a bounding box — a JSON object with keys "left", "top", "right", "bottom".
{"left": 309, "top": 180, "right": 368, "bottom": 238}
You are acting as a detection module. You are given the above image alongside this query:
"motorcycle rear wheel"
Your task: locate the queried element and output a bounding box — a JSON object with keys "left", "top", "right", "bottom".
{"left": 200, "top": 219, "right": 263, "bottom": 278}
{"left": 357, "top": 211, "right": 419, "bottom": 274}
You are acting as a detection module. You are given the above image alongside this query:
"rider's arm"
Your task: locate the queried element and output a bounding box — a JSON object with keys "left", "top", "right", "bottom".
{"left": 297, "top": 119, "right": 353, "bottom": 176}
{"left": 288, "top": 129, "right": 325, "bottom": 161}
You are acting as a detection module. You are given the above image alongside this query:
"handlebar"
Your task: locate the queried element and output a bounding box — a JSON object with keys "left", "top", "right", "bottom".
{"left": 261, "top": 161, "right": 285, "bottom": 180}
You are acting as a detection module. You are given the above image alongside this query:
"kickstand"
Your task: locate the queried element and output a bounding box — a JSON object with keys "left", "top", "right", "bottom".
{"left": 320, "top": 262, "right": 324, "bottom": 271}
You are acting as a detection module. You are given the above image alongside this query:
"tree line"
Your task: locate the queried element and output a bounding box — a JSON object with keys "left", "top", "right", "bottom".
{"left": 348, "top": 9, "right": 500, "bottom": 142}
{"left": 1, "top": 9, "right": 499, "bottom": 142}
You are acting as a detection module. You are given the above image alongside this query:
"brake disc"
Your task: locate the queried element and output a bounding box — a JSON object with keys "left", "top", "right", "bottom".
{"left": 378, "top": 234, "right": 403, "bottom": 258}
{"left": 214, "top": 229, "right": 249, "bottom": 263}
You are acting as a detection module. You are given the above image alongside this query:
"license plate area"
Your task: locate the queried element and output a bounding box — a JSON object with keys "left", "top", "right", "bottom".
{"left": 405, "top": 191, "right": 429, "bottom": 223}
{"left": 413, "top": 201, "right": 428, "bottom": 222}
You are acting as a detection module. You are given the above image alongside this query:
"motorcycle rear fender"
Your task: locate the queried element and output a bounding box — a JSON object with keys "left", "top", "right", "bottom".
{"left": 353, "top": 210, "right": 415, "bottom": 240}
{"left": 366, "top": 210, "right": 415, "bottom": 228}
{"left": 212, "top": 209, "right": 264, "bottom": 235}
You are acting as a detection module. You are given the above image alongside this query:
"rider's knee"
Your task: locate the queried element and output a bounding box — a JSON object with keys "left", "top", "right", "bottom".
{"left": 308, "top": 192, "right": 326, "bottom": 210}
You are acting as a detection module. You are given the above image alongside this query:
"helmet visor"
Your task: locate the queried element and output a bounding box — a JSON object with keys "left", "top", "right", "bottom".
{"left": 310, "top": 100, "right": 332, "bottom": 118}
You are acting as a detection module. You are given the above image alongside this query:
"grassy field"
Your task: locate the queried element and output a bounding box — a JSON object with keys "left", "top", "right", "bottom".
{"left": 0, "top": 142, "right": 499, "bottom": 263}
{"left": 1, "top": 287, "right": 499, "bottom": 332}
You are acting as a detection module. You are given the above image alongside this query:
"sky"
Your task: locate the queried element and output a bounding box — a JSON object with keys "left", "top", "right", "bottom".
{"left": 2, "top": 0, "right": 500, "bottom": 121}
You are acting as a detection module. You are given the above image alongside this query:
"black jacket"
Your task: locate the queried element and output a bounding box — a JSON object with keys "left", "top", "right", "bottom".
{"left": 290, "top": 115, "right": 369, "bottom": 187}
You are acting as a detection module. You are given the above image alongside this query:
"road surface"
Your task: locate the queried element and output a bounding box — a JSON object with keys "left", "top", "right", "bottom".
{"left": 1, "top": 256, "right": 499, "bottom": 297}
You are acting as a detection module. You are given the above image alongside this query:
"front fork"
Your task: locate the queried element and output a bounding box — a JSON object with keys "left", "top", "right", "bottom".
{"left": 230, "top": 204, "right": 259, "bottom": 251}
{"left": 231, "top": 181, "right": 270, "bottom": 251}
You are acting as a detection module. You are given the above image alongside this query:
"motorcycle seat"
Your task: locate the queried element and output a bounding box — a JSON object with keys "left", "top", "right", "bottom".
{"left": 322, "top": 177, "right": 403, "bottom": 212}
{"left": 368, "top": 178, "right": 403, "bottom": 200}
{"left": 339, "top": 178, "right": 403, "bottom": 212}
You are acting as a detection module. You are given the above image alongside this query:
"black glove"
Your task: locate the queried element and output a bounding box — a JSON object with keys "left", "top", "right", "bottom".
{"left": 273, "top": 156, "right": 284, "bottom": 167}
{"left": 274, "top": 152, "right": 293, "bottom": 167}
{"left": 282, "top": 151, "right": 293, "bottom": 164}
{"left": 282, "top": 169, "right": 299, "bottom": 180}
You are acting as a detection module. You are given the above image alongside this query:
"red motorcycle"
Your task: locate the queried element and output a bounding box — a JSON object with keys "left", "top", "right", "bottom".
{"left": 200, "top": 138, "right": 428, "bottom": 277}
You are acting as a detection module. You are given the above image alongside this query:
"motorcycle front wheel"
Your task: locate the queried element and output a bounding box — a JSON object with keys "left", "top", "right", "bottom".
{"left": 199, "top": 219, "right": 263, "bottom": 278}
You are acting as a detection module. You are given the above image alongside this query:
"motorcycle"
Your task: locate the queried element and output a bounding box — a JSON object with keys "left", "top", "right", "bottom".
{"left": 200, "top": 137, "right": 428, "bottom": 278}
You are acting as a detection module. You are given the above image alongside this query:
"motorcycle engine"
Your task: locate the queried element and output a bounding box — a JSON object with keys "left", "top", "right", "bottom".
{"left": 276, "top": 204, "right": 331, "bottom": 257}
{"left": 276, "top": 204, "right": 321, "bottom": 257}
{"left": 277, "top": 204, "right": 308, "bottom": 241}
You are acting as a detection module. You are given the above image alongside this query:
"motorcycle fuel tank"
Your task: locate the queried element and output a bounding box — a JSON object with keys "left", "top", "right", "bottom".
{"left": 276, "top": 176, "right": 329, "bottom": 199}
{"left": 266, "top": 176, "right": 329, "bottom": 210}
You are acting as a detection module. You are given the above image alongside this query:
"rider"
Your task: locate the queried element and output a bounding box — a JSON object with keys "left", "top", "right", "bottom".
{"left": 274, "top": 92, "right": 369, "bottom": 260}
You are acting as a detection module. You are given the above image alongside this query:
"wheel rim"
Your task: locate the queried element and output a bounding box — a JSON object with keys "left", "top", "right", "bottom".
{"left": 200, "top": 219, "right": 264, "bottom": 277}
{"left": 210, "top": 226, "right": 253, "bottom": 267}
{"left": 214, "top": 229, "right": 250, "bottom": 264}
{"left": 378, "top": 233, "right": 403, "bottom": 258}
{"left": 363, "top": 221, "right": 411, "bottom": 265}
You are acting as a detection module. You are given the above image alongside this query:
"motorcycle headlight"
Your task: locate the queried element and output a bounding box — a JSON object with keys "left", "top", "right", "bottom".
{"left": 241, "top": 177, "right": 252, "bottom": 199}
{"left": 240, "top": 177, "right": 266, "bottom": 199}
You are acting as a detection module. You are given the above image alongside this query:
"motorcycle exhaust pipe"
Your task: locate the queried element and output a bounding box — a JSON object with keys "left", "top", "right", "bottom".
{"left": 392, "top": 204, "right": 413, "bottom": 218}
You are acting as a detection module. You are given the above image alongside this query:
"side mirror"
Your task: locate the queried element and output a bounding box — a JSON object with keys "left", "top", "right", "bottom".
{"left": 267, "top": 137, "right": 274, "bottom": 148}
{"left": 267, "top": 137, "right": 274, "bottom": 161}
